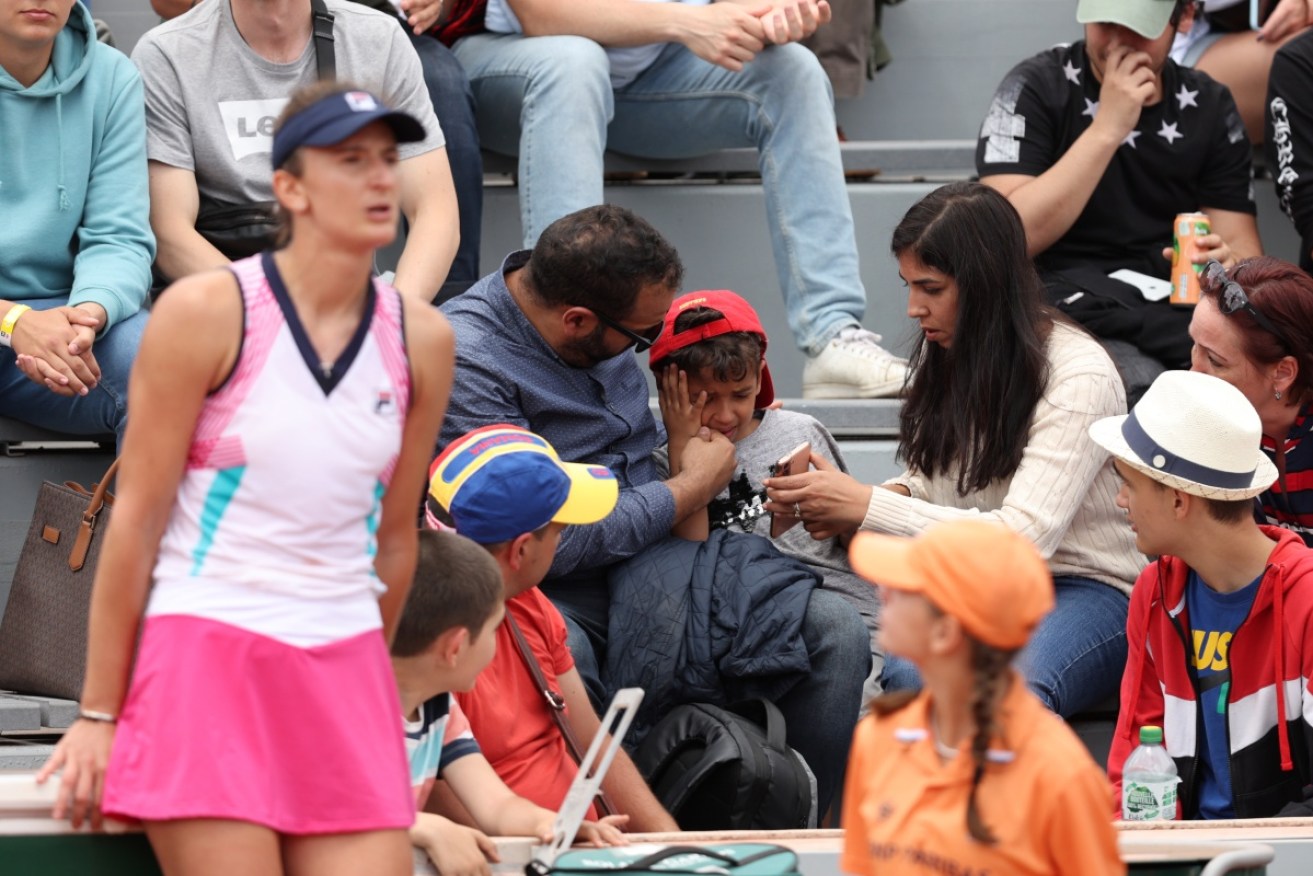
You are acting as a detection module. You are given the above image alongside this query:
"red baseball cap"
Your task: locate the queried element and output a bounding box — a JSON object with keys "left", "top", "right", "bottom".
{"left": 647, "top": 289, "right": 775, "bottom": 408}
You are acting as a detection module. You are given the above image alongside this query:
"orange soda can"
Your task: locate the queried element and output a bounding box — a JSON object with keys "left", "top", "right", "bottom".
{"left": 1170, "top": 212, "right": 1211, "bottom": 306}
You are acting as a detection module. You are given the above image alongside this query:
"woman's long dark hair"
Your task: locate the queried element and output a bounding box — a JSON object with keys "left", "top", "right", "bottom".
{"left": 892, "top": 182, "right": 1051, "bottom": 495}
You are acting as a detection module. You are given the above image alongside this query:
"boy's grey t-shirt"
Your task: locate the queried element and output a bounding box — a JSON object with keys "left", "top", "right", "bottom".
{"left": 653, "top": 408, "right": 867, "bottom": 599}
{"left": 131, "top": 0, "right": 445, "bottom": 207}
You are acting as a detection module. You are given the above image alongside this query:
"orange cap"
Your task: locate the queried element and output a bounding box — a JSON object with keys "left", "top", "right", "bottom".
{"left": 848, "top": 521, "right": 1054, "bottom": 650}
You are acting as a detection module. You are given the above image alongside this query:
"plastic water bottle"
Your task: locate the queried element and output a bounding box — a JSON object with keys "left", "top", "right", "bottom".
{"left": 1122, "top": 725, "right": 1179, "bottom": 821}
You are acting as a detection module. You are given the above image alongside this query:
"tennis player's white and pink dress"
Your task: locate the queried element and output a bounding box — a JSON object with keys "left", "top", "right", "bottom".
{"left": 102, "top": 252, "right": 416, "bottom": 834}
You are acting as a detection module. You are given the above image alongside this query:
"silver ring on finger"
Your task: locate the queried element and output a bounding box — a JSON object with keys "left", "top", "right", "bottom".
{"left": 794, "top": 502, "right": 802, "bottom": 519}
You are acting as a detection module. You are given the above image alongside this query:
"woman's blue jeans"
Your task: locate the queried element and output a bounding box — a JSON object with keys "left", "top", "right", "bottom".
{"left": 880, "top": 575, "right": 1130, "bottom": 718}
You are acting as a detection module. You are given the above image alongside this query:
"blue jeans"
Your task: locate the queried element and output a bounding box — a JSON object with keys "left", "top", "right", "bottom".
{"left": 406, "top": 31, "right": 483, "bottom": 303}
{"left": 550, "top": 581, "right": 867, "bottom": 817}
{"left": 450, "top": 34, "right": 868, "bottom": 355}
{"left": 879, "top": 576, "right": 1130, "bottom": 718}
{"left": 0, "top": 300, "right": 145, "bottom": 450}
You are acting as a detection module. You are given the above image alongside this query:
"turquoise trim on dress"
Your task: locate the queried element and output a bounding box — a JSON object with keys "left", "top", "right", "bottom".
{"left": 190, "top": 466, "right": 247, "bottom": 575}
{"left": 365, "top": 479, "right": 385, "bottom": 570}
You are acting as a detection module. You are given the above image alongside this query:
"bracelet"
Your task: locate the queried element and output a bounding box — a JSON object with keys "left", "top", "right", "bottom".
{"left": 0, "top": 303, "right": 31, "bottom": 348}
{"left": 78, "top": 708, "right": 118, "bottom": 724}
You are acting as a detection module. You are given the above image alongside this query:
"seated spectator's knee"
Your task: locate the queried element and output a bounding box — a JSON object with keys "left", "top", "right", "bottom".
{"left": 749, "top": 43, "right": 834, "bottom": 105}
{"left": 96, "top": 310, "right": 148, "bottom": 388}
{"left": 802, "top": 588, "right": 870, "bottom": 669}
{"left": 1025, "top": 675, "right": 1061, "bottom": 714}
{"left": 412, "top": 36, "right": 477, "bottom": 109}
{"left": 520, "top": 36, "right": 612, "bottom": 108}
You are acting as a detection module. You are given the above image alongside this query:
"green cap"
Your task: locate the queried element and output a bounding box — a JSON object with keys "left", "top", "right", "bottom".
{"left": 1076, "top": 0, "right": 1176, "bottom": 39}
{"left": 1139, "top": 725, "right": 1164, "bottom": 744}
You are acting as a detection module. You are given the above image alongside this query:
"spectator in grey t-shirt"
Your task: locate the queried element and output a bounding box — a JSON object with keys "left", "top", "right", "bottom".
{"left": 131, "top": 0, "right": 459, "bottom": 302}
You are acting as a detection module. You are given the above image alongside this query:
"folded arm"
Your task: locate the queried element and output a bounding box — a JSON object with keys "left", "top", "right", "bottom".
{"left": 69, "top": 68, "right": 154, "bottom": 331}
{"left": 394, "top": 147, "right": 460, "bottom": 304}
{"left": 980, "top": 46, "right": 1157, "bottom": 258}
{"left": 506, "top": 0, "right": 767, "bottom": 71}
{"left": 148, "top": 162, "right": 232, "bottom": 284}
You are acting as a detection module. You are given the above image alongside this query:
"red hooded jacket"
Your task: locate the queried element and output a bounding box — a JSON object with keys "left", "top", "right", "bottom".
{"left": 1108, "top": 527, "right": 1313, "bottom": 818}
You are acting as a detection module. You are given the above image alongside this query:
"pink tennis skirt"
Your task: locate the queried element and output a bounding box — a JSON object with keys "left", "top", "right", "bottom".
{"left": 101, "top": 614, "right": 414, "bottom": 835}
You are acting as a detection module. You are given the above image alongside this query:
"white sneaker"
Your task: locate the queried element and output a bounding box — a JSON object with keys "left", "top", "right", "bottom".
{"left": 802, "top": 328, "right": 909, "bottom": 399}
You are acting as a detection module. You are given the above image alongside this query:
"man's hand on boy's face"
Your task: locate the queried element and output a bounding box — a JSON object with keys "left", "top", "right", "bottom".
{"left": 681, "top": 427, "right": 738, "bottom": 495}
{"left": 416, "top": 816, "right": 498, "bottom": 876}
{"left": 657, "top": 365, "right": 707, "bottom": 447}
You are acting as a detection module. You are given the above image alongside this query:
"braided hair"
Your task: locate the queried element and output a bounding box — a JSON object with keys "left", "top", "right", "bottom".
{"left": 964, "top": 639, "right": 1016, "bottom": 844}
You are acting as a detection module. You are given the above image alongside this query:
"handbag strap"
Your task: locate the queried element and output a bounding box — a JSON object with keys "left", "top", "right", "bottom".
{"left": 310, "top": 0, "right": 336, "bottom": 81}
{"left": 506, "top": 611, "right": 618, "bottom": 819}
{"left": 70, "top": 457, "right": 120, "bottom": 572}
{"left": 549, "top": 846, "right": 795, "bottom": 874}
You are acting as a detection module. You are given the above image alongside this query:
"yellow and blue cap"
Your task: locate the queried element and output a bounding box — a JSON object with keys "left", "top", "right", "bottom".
{"left": 429, "top": 425, "right": 619, "bottom": 544}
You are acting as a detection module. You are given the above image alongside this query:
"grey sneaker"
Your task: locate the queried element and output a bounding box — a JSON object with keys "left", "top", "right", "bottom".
{"left": 802, "top": 328, "right": 909, "bottom": 399}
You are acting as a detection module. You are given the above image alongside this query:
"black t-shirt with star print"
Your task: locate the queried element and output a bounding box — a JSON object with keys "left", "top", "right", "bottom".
{"left": 976, "top": 41, "right": 1255, "bottom": 279}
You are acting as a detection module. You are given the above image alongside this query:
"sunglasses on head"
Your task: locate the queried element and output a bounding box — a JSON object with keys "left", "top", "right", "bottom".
{"left": 587, "top": 307, "right": 664, "bottom": 354}
{"left": 1201, "top": 260, "right": 1290, "bottom": 348}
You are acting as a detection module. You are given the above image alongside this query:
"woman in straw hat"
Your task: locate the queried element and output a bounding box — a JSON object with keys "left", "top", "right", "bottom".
{"left": 841, "top": 520, "right": 1123, "bottom": 876}
{"left": 1188, "top": 256, "right": 1313, "bottom": 546}
{"left": 1091, "top": 369, "right": 1313, "bottom": 819}
{"left": 37, "top": 82, "right": 455, "bottom": 875}
{"left": 765, "top": 181, "right": 1142, "bottom": 717}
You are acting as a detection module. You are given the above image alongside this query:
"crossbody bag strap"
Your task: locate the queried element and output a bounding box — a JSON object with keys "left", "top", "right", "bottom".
{"left": 310, "top": 0, "right": 336, "bottom": 81}
{"left": 506, "top": 611, "right": 618, "bottom": 819}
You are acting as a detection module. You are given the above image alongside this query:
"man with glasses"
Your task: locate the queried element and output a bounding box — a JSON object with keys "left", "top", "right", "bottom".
{"left": 977, "top": 0, "right": 1262, "bottom": 396}
{"left": 438, "top": 204, "right": 869, "bottom": 819}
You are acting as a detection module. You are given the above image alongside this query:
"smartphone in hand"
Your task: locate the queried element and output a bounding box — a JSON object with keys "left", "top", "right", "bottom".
{"left": 768, "top": 441, "right": 811, "bottom": 538}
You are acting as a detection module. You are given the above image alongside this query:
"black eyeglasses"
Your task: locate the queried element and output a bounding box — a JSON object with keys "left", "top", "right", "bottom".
{"left": 1201, "top": 260, "right": 1290, "bottom": 349}
{"left": 587, "top": 307, "right": 664, "bottom": 354}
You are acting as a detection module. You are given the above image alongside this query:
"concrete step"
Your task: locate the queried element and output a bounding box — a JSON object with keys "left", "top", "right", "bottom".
{"left": 481, "top": 140, "right": 978, "bottom": 180}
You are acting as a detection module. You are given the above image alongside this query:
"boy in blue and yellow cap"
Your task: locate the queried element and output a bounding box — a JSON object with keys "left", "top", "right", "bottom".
{"left": 424, "top": 425, "right": 680, "bottom": 832}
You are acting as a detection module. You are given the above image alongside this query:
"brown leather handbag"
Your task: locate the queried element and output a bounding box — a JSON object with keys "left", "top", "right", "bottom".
{"left": 0, "top": 459, "right": 118, "bottom": 701}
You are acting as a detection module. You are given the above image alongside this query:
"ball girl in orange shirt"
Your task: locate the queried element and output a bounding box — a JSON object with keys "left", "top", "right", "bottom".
{"left": 840, "top": 520, "right": 1124, "bottom": 876}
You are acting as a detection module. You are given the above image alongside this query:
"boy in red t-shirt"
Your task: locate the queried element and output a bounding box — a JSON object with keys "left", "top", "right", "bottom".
{"left": 426, "top": 425, "right": 679, "bottom": 832}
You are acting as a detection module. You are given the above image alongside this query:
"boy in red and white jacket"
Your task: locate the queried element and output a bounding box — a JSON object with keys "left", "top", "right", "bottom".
{"left": 1091, "top": 371, "right": 1313, "bottom": 819}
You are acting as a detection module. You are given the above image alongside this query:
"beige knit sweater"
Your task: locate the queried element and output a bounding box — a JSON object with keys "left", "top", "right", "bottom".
{"left": 864, "top": 323, "right": 1145, "bottom": 593}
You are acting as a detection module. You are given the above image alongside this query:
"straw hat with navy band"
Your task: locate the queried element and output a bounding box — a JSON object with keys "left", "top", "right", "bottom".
{"left": 1088, "top": 370, "right": 1278, "bottom": 501}
{"left": 271, "top": 90, "right": 426, "bottom": 170}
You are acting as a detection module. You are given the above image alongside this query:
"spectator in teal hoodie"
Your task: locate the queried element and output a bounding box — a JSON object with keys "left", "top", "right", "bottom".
{"left": 0, "top": 0, "right": 153, "bottom": 447}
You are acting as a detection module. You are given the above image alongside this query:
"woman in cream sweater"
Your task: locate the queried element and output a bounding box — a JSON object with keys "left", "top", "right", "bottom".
{"left": 766, "top": 181, "right": 1143, "bottom": 717}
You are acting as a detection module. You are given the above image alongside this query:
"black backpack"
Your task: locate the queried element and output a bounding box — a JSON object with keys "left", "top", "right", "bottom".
{"left": 633, "top": 699, "right": 817, "bottom": 831}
